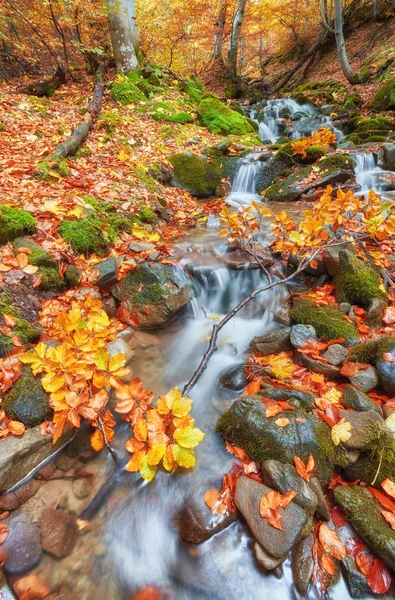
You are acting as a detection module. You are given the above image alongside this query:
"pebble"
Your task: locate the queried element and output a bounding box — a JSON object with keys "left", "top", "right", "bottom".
{"left": 290, "top": 324, "right": 317, "bottom": 348}
{"left": 3, "top": 521, "right": 42, "bottom": 575}
{"left": 322, "top": 344, "right": 349, "bottom": 366}
{"left": 39, "top": 508, "right": 78, "bottom": 558}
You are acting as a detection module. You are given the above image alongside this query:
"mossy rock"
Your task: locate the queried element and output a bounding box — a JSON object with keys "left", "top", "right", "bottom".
{"left": 369, "top": 78, "right": 395, "bottom": 111}
{"left": 334, "top": 250, "right": 388, "bottom": 309}
{"left": 365, "top": 135, "right": 387, "bottom": 143}
{"left": 2, "top": 367, "right": 52, "bottom": 426}
{"left": 0, "top": 333, "right": 14, "bottom": 357}
{"left": 291, "top": 298, "right": 359, "bottom": 345}
{"left": 0, "top": 290, "right": 19, "bottom": 318}
{"left": 37, "top": 265, "right": 66, "bottom": 292}
{"left": 216, "top": 396, "right": 337, "bottom": 481}
{"left": 64, "top": 264, "right": 81, "bottom": 287}
{"left": 110, "top": 76, "right": 146, "bottom": 105}
{"left": 13, "top": 318, "right": 42, "bottom": 346}
{"left": 345, "top": 445, "right": 395, "bottom": 488}
{"left": 356, "top": 116, "right": 393, "bottom": 132}
{"left": 197, "top": 98, "right": 254, "bottom": 136}
{"left": 168, "top": 152, "right": 222, "bottom": 198}
{"left": 318, "top": 154, "right": 356, "bottom": 172}
{"left": 304, "top": 145, "right": 326, "bottom": 163}
{"left": 345, "top": 134, "right": 362, "bottom": 144}
{"left": 138, "top": 205, "right": 156, "bottom": 223}
{"left": 12, "top": 237, "right": 57, "bottom": 267}
{"left": 348, "top": 335, "right": 395, "bottom": 365}
{"left": 0, "top": 206, "right": 36, "bottom": 244}
{"left": 58, "top": 218, "right": 109, "bottom": 256}
{"left": 334, "top": 485, "right": 395, "bottom": 569}
{"left": 264, "top": 166, "right": 312, "bottom": 202}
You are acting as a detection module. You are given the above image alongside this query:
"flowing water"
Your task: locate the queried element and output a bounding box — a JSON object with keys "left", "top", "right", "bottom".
{"left": 9, "top": 101, "right": 395, "bottom": 600}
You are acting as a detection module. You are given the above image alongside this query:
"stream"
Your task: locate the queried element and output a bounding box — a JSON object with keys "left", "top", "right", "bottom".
{"left": 9, "top": 99, "right": 395, "bottom": 600}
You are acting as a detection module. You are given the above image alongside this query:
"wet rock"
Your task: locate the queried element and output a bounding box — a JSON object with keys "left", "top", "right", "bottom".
{"left": 342, "top": 385, "right": 381, "bottom": 413}
{"left": 106, "top": 337, "right": 134, "bottom": 364}
{"left": 309, "top": 478, "right": 330, "bottom": 520}
{"left": 262, "top": 460, "right": 318, "bottom": 514}
{"left": 217, "top": 397, "right": 336, "bottom": 481}
{"left": 39, "top": 508, "right": 78, "bottom": 558}
{"left": 220, "top": 364, "right": 247, "bottom": 391}
{"left": 15, "top": 480, "right": 41, "bottom": 506}
{"left": 168, "top": 152, "right": 222, "bottom": 198}
{"left": 254, "top": 542, "right": 287, "bottom": 571}
{"left": 234, "top": 477, "right": 306, "bottom": 558}
{"left": 0, "top": 426, "right": 72, "bottom": 493}
{"left": 102, "top": 296, "right": 117, "bottom": 318}
{"left": 128, "top": 241, "right": 155, "bottom": 253}
{"left": 324, "top": 243, "right": 358, "bottom": 277}
{"left": 348, "top": 365, "right": 379, "bottom": 393}
{"left": 291, "top": 533, "right": 314, "bottom": 597}
{"left": 322, "top": 344, "right": 349, "bottom": 366}
{"left": 290, "top": 324, "right": 317, "bottom": 348}
{"left": 249, "top": 327, "right": 291, "bottom": 356}
{"left": 0, "top": 493, "right": 20, "bottom": 511}
{"left": 2, "top": 367, "right": 52, "bottom": 427}
{"left": 265, "top": 168, "right": 354, "bottom": 203}
{"left": 215, "top": 180, "right": 232, "bottom": 197}
{"left": 3, "top": 521, "right": 42, "bottom": 575}
{"left": 320, "top": 104, "right": 337, "bottom": 115}
{"left": 379, "top": 143, "right": 395, "bottom": 171}
{"left": 273, "top": 304, "right": 291, "bottom": 326}
{"left": 295, "top": 351, "right": 342, "bottom": 380}
{"left": 224, "top": 247, "right": 274, "bottom": 270}
{"left": 92, "top": 257, "right": 118, "bottom": 289}
{"left": 338, "top": 410, "right": 384, "bottom": 450}
{"left": 111, "top": 262, "right": 194, "bottom": 329}
{"left": 377, "top": 350, "right": 395, "bottom": 396}
{"left": 258, "top": 386, "right": 316, "bottom": 411}
{"left": 366, "top": 297, "right": 387, "bottom": 328}
{"left": 178, "top": 493, "right": 238, "bottom": 544}
{"left": 336, "top": 522, "right": 373, "bottom": 599}
{"left": 334, "top": 485, "right": 395, "bottom": 571}
{"left": 339, "top": 302, "right": 352, "bottom": 314}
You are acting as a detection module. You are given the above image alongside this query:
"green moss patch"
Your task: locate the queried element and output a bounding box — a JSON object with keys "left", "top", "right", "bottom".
{"left": 2, "top": 367, "right": 52, "bottom": 426}
{"left": 356, "top": 116, "right": 393, "bottom": 132}
{"left": 370, "top": 78, "right": 395, "bottom": 111}
{"left": 168, "top": 152, "right": 222, "bottom": 198}
{"left": 334, "top": 250, "right": 388, "bottom": 308}
{"left": 197, "top": 98, "right": 254, "bottom": 136}
{"left": 110, "top": 74, "right": 146, "bottom": 105}
{"left": 0, "top": 206, "right": 36, "bottom": 244}
{"left": 348, "top": 335, "right": 395, "bottom": 365}
{"left": 318, "top": 154, "right": 356, "bottom": 172}
{"left": 58, "top": 217, "right": 110, "bottom": 256}
{"left": 13, "top": 237, "right": 57, "bottom": 267}
{"left": 291, "top": 298, "right": 359, "bottom": 345}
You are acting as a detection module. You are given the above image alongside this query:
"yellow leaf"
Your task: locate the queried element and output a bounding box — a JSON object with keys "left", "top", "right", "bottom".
{"left": 94, "top": 348, "right": 108, "bottom": 371}
{"left": 147, "top": 444, "right": 166, "bottom": 465}
{"left": 132, "top": 224, "right": 160, "bottom": 243}
{"left": 109, "top": 353, "right": 126, "bottom": 373}
{"left": 41, "top": 372, "right": 65, "bottom": 393}
{"left": 117, "top": 149, "right": 130, "bottom": 161}
{"left": 173, "top": 444, "right": 195, "bottom": 468}
{"left": 157, "top": 388, "right": 193, "bottom": 418}
{"left": 331, "top": 418, "right": 352, "bottom": 446}
{"left": 173, "top": 426, "right": 205, "bottom": 449}
{"left": 139, "top": 454, "right": 157, "bottom": 481}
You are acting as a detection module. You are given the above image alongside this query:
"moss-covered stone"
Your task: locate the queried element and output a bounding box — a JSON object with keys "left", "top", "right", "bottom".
{"left": 197, "top": 98, "right": 254, "bottom": 136}
{"left": 110, "top": 76, "right": 146, "bottom": 105}
{"left": 0, "top": 290, "right": 19, "bottom": 318}
{"left": 35, "top": 157, "right": 70, "bottom": 181}
{"left": 334, "top": 250, "right": 388, "bottom": 309}
{"left": 304, "top": 145, "right": 326, "bottom": 163}
{"left": 0, "top": 333, "right": 13, "bottom": 357}
{"left": 0, "top": 206, "right": 36, "bottom": 244}
{"left": 356, "top": 116, "right": 393, "bottom": 132}
{"left": 64, "top": 264, "right": 81, "bottom": 287}
{"left": 12, "top": 237, "right": 57, "bottom": 267}
{"left": 168, "top": 152, "right": 222, "bottom": 198}
{"left": 138, "top": 205, "right": 156, "bottom": 223}
{"left": 348, "top": 335, "right": 395, "bottom": 365}
{"left": 58, "top": 218, "right": 109, "bottom": 256}
{"left": 2, "top": 367, "right": 52, "bottom": 426}
{"left": 291, "top": 298, "right": 359, "bottom": 345}
{"left": 344, "top": 134, "right": 362, "bottom": 145}
{"left": 369, "top": 78, "right": 395, "bottom": 111}
{"left": 345, "top": 437, "right": 395, "bottom": 488}
{"left": 318, "top": 154, "right": 356, "bottom": 172}
{"left": 13, "top": 319, "right": 41, "bottom": 346}
{"left": 37, "top": 266, "right": 66, "bottom": 292}
{"left": 217, "top": 397, "right": 337, "bottom": 481}
{"left": 334, "top": 485, "right": 395, "bottom": 568}
{"left": 264, "top": 166, "right": 312, "bottom": 202}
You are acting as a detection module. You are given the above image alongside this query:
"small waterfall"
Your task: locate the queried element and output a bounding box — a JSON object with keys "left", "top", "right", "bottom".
{"left": 353, "top": 152, "right": 380, "bottom": 192}
{"left": 227, "top": 153, "right": 262, "bottom": 206}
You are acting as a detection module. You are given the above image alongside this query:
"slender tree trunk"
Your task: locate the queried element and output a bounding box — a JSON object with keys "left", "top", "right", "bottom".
{"left": 107, "top": 0, "right": 139, "bottom": 74}
{"left": 334, "top": 0, "right": 358, "bottom": 84}
{"left": 227, "top": 0, "right": 247, "bottom": 77}
{"left": 373, "top": 0, "right": 380, "bottom": 19}
{"left": 213, "top": 0, "right": 228, "bottom": 63}
{"left": 320, "top": 0, "right": 334, "bottom": 32}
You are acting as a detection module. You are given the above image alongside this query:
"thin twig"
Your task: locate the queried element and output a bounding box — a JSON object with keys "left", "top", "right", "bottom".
{"left": 96, "top": 416, "right": 118, "bottom": 464}
{"left": 182, "top": 242, "right": 340, "bottom": 396}
{"left": 242, "top": 246, "right": 273, "bottom": 284}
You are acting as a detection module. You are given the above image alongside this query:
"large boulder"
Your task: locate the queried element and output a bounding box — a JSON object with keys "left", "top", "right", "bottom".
{"left": 234, "top": 476, "right": 306, "bottom": 558}
{"left": 291, "top": 298, "right": 359, "bottom": 346}
{"left": 0, "top": 207, "right": 35, "bottom": 244}
{"left": 369, "top": 79, "right": 395, "bottom": 111}
{"left": 2, "top": 368, "right": 52, "bottom": 427}
{"left": 338, "top": 409, "right": 384, "bottom": 451}
{"left": 168, "top": 152, "right": 223, "bottom": 198}
{"left": 258, "top": 386, "right": 316, "bottom": 411}
{"left": 217, "top": 397, "right": 337, "bottom": 481}
{"left": 334, "top": 250, "right": 388, "bottom": 310}
{"left": 197, "top": 98, "right": 255, "bottom": 136}
{"left": 334, "top": 484, "right": 395, "bottom": 571}
{"left": 249, "top": 327, "right": 292, "bottom": 356}
{"left": 111, "top": 262, "right": 194, "bottom": 329}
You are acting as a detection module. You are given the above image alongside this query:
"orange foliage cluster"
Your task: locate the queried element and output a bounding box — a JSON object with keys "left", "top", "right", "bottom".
{"left": 291, "top": 128, "right": 337, "bottom": 159}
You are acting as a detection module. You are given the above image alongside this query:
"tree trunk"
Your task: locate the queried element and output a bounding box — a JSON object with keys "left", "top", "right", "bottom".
{"left": 334, "top": 0, "right": 358, "bottom": 84}
{"left": 16, "top": 67, "right": 66, "bottom": 97}
{"left": 107, "top": 0, "right": 139, "bottom": 74}
{"left": 373, "top": 0, "right": 380, "bottom": 19}
{"left": 213, "top": 0, "right": 228, "bottom": 64}
{"left": 227, "top": 0, "right": 247, "bottom": 76}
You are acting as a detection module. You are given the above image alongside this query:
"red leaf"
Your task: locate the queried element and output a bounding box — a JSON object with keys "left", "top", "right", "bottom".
{"left": 356, "top": 551, "right": 375, "bottom": 576}
{"left": 368, "top": 487, "right": 395, "bottom": 514}
{"left": 116, "top": 305, "right": 139, "bottom": 327}
{"left": 331, "top": 505, "right": 347, "bottom": 527}
{"left": 345, "top": 537, "right": 367, "bottom": 557}
{"left": 383, "top": 353, "right": 395, "bottom": 363}
{"left": 366, "top": 559, "right": 391, "bottom": 594}
{"left": 340, "top": 362, "right": 359, "bottom": 377}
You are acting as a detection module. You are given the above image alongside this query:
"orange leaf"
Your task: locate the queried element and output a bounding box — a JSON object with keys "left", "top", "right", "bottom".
{"left": 244, "top": 378, "right": 261, "bottom": 395}
{"left": 366, "top": 559, "right": 391, "bottom": 594}
{"left": 369, "top": 487, "right": 395, "bottom": 514}
{"left": 275, "top": 417, "right": 290, "bottom": 427}
{"left": 381, "top": 478, "right": 395, "bottom": 500}
{"left": 381, "top": 510, "right": 395, "bottom": 530}
{"left": 294, "top": 454, "right": 315, "bottom": 481}
{"left": 321, "top": 554, "right": 336, "bottom": 575}
{"left": 318, "top": 523, "right": 346, "bottom": 560}
{"left": 340, "top": 362, "right": 359, "bottom": 377}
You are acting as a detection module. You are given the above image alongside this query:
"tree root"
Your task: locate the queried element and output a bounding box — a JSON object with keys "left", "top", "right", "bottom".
{"left": 16, "top": 66, "right": 66, "bottom": 97}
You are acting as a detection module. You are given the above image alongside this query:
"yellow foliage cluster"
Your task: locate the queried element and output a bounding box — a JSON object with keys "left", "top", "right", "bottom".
{"left": 115, "top": 384, "right": 205, "bottom": 481}
{"left": 220, "top": 202, "right": 272, "bottom": 247}
{"left": 291, "top": 128, "right": 337, "bottom": 159}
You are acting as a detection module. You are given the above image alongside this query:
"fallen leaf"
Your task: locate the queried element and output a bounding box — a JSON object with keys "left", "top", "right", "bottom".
{"left": 294, "top": 454, "right": 315, "bottom": 481}
{"left": 331, "top": 418, "right": 352, "bottom": 446}
{"left": 275, "top": 417, "right": 289, "bottom": 427}
{"left": 318, "top": 523, "right": 346, "bottom": 560}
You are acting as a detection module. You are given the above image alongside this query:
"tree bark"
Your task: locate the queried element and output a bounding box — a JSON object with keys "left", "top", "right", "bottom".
{"left": 373, "top": 0, "right": 380, "bottom": 20}
{"left": 320, "top": 0, "right": 334, "bottom": 32}
{"left": 334, "top": 0, "right": 358, "bottom": 84}
{"left": 213, "top": 0, "right": 228, "bottom": 64}
{"left": 227, "top": 0, "right": 247, "bottom": 76}
{"left": 107, "top": 0, "right": 139, "bottom": 74}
